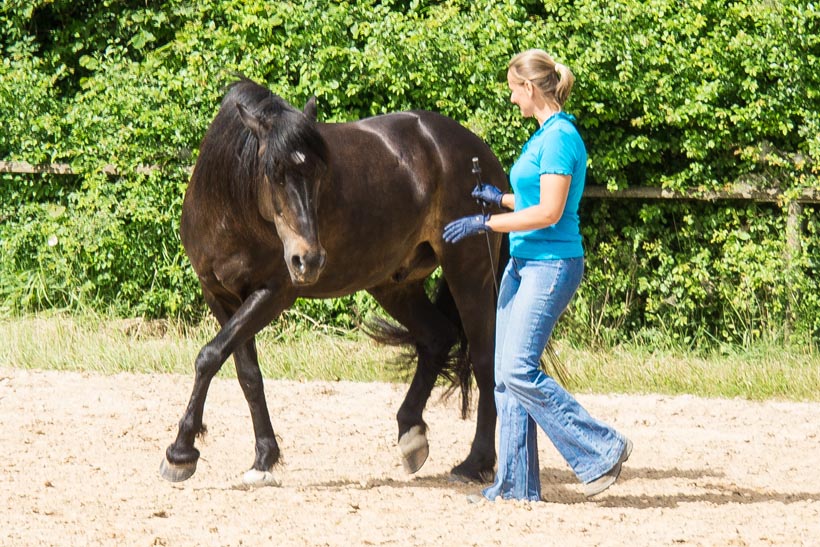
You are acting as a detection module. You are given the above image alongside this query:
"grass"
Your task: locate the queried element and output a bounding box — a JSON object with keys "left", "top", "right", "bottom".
{"left": 2, "top": 313, "right": 819, "bottom": 401}
{"left": 559, "top": 340, "right": 820, "bottom": 401}
{"left": 0, "top": 312, "right": 403, "bottom": 383}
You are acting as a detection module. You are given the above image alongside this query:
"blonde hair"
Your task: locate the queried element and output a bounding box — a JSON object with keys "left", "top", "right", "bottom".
{"left": 508, "top": 49, "right": 575, "bottom": 110}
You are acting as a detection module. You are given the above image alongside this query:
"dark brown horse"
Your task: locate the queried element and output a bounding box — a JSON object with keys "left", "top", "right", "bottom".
{"left": 160, "top": 78, "right": 507, "bottom": 485}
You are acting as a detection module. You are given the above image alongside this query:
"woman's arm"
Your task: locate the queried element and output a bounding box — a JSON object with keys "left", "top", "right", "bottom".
{"left": 486, "top": 173, "right": 571, "bottom": 233}
{"left": 498, "top": 192, "right": 515, "bottom": 210}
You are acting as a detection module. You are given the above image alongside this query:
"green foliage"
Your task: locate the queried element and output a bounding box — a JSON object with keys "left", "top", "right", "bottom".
{"left": 564, "top": 200, "right": 820, "bottom": 346}
{"left": 1, "top": 0, "right": 818, "bottom": 347}
{"left": 553, "top": 0, "right": 820, "bottom": 192}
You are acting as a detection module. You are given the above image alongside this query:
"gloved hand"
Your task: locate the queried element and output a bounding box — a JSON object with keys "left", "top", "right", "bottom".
{"left": 471, "top": 183, "right": 505, "bottom": 207}
{"left": 443, "top": 213, "right": 491, "bottom": 244}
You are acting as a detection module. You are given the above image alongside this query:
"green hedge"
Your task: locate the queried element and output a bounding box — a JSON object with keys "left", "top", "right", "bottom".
{"left": 568, "top": 199, "right": 819, "bottom": 348}
{"left": 1, "top": 0, "right": 818, "bottom": 345}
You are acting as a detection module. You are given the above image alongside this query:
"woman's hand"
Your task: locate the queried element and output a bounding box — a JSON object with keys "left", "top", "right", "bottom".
{"left": 471, "top": 184, "right": 505, "bottom": 207}
{"left": 443, "top": 214, "right": 492, "bottom": 243}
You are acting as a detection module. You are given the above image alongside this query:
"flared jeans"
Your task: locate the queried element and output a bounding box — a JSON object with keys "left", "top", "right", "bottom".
{"left": 482, "top": 256, "right": 628, "bottom": 501}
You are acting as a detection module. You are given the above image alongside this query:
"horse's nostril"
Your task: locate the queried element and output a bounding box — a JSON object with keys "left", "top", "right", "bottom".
{"left": 288, "top": 249, "right": 326, "bottom": 284}
{"left": 291, "top": 255, "right": 306, "bottom": 274}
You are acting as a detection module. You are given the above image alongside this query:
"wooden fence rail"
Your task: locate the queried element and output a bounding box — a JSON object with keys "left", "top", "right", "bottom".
{"left": 0, "top": 160, "right": 157, "bottom": 176}
{"left": 3, "top": 160, "right": 818, "bottom": 204}
{"left": 2, "top": 159, "right": 815, "bottom": 275}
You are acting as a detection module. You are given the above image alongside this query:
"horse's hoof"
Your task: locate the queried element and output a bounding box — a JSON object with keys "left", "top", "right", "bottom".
{"left": 159, "top": 457, "right": 197, "bottom": 483}
{"left": 398, "top": 425, "right": 429, "bottom": 474}
{"left": 242, "top": 469, "right": 281, "bottom": 487}
{"left": 447, "top": 472, "right": 471, "bottom": 484}
{"left": 478, "top": 468, "right": 495, "bottom": 483}
{"left": 450, "top": 462, "right": 495, "bottom": 484}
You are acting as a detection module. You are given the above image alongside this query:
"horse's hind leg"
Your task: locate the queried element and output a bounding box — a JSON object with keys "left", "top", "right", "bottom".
{"left": 439, "top": 255, "right": 499, "bottom": 483}
{"left": 368, "top": 282, "right": 460, "bottom": 474}
{"left": 160, "top": 287, "right": 285, "bottom": 483}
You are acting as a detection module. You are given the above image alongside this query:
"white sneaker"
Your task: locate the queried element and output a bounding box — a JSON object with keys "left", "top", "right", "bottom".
{"left": 584, "top": 438, "right": 633, "bottom": 498}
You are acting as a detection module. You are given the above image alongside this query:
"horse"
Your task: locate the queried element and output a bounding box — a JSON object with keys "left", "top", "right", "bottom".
{"left": 159, "top": 77, "right": 507, "bottom": 486}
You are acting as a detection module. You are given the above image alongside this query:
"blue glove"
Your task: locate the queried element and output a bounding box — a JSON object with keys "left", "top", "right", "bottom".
{"left": 471, "top": 184, "right": 504, "bottom": 207}
{"left": 443, "top": 214, "right": 491, "bottom": 244}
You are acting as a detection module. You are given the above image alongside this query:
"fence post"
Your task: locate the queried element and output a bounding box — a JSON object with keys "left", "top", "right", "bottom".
{"left": 784, "top": 200, "right": 803, "bottom": 335}
{"left": 785, "top": 201, "right": 803, "bottom": 261}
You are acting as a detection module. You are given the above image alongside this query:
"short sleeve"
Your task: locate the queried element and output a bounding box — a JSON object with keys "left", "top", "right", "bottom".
{"left": 537, "top": 127, "right": 578, "bottom": 176}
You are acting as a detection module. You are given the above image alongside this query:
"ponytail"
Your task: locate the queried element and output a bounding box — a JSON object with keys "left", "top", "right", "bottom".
{"left": 509, "top": 50, "right": 575, "bottom": 109}
{"left": 553, "top": 62, "right": 575, "bottom": 107}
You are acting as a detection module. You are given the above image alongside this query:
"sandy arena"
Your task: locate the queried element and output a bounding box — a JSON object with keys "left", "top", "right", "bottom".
{"left": 1, "top": 366, "right": 818, "bottom": 546}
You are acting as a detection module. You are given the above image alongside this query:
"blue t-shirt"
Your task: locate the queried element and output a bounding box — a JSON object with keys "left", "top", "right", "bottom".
{"left": 508, "top": 112, "right": 587, "bottom": 260}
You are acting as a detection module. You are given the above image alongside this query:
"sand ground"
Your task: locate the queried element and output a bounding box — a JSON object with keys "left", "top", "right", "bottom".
{"left": 1, "top": 366, "right": 819, "bottom": 546}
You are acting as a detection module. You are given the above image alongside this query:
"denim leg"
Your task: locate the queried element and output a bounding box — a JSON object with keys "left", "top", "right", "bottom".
{"left": 482, "top": 385, "right": 540, "bottom": 501}
{"left": 483, "top": 260, "right": 541, "bottom": 501}
{"left": 496, "top": 258, "right": 627, "bottom": 484}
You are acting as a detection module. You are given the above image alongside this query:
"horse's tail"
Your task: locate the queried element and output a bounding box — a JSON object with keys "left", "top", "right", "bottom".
{"left": 363, "top": 277, "right": 473, "bottom": 419}
{"left": 431, "top": 276, "right": 472, "bottom": 419}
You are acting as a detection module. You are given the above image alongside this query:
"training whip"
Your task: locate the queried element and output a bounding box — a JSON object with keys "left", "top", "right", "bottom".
{"left": 471, "top": 157, "right": 499, "bottom": 297}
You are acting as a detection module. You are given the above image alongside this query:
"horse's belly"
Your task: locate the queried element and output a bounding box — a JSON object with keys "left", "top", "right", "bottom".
{"left": 298, "top": 242, "right": 438, "bottom": 298}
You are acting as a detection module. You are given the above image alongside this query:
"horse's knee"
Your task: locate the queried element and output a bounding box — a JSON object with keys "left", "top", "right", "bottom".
{"left": 237, "top": 365, "right": 264, "bottom": 395}
{"left": 194, "top": 344, "right": 227, "bottom": 378}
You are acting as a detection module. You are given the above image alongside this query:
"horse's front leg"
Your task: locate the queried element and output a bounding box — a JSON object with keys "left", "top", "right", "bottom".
{"left": 232, "top": 339, "right": 280, "bottom": 486}
{"left": 160, "top": 287, "right": 284, "bottom": 483}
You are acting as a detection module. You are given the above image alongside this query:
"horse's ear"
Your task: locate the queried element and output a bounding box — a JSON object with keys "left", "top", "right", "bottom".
{"left": 303, "top": 96, "right": 317, "bottom": 121}
{"left": 236, "top": 103, "right": 266, "bottom": 138}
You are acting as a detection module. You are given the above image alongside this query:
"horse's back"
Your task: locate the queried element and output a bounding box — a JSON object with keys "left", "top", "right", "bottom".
{"left": 320, "top": 109, "right": 504, "bottom": 201}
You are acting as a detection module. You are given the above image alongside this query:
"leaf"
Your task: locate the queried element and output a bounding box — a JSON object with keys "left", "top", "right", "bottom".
{"left": 130, "top": 30, "right": 156, "bottom": 51}
{"left": 78, "top": 55, "right": 98, "bottom": 70}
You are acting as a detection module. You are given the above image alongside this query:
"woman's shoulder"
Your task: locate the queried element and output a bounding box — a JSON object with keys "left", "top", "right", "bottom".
{"left": 551, "top": 113, "right": 580, "bottom": 134}
{"left": 536, "top": 115, "right": 583, "bottom": 147}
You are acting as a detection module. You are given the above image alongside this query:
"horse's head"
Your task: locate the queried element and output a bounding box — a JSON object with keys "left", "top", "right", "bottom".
{"left": 236, "top": 95, "right": 328, "bottom": 286}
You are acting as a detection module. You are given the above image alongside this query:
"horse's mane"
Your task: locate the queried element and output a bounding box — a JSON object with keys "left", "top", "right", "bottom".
{"left": 192, "top": 78, "right": 328, "bottom": 211}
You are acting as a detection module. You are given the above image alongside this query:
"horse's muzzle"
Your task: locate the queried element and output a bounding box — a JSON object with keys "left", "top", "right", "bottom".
{"left": 288, "top": 247, "right": 326, "bottom": 285}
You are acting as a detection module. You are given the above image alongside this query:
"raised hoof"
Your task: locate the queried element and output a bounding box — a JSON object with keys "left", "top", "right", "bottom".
{"left": 242, "top": 469, "right": 281, "bottom": 487}
{"left": 398, "top": 425, "right": 429, "bottom": 474}
{"left": 159, "top": 457, "right": 197, "bottom": 483}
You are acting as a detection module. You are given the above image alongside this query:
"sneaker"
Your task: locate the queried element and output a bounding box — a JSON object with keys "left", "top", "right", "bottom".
{"left": 583, "top": 438, "right": 633, "bottom": 498}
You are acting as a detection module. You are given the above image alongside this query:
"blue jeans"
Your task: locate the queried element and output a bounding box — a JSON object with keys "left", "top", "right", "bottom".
{"left": 482, "top": 257, "right": 628, "bottom": 501}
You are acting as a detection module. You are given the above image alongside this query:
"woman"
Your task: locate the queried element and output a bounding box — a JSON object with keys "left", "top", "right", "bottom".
{"left": 443, "top": 49, "right": 631, "bottom": 501}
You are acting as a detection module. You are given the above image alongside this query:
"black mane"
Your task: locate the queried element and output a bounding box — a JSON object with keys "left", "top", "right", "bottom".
{"left": 191, "top": 78, "right": 327, "bottom": 210}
